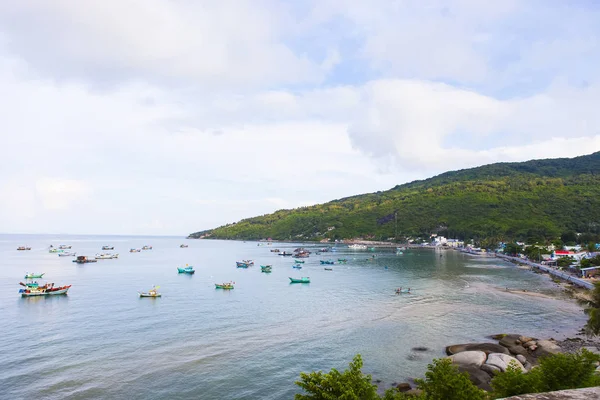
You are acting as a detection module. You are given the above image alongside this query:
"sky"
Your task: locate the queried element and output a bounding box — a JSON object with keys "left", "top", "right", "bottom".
{"left": 2, "top": 1, "right": 600, "bottom": 235}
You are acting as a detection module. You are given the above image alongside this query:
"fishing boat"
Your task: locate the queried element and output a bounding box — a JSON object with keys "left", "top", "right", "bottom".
{"left": 102, "top": 245, "right": 114, "bottom": 250}
{"left": 19, "top": 281, "right": 42, "bottom": 288}
{"left": 368, "top": 247, "right": 376, "bottom": 251}
{"left": 395, "top": 288, "right": 411, "bottom": 294}
{"left": 292, "top": 264, "right": 302, "bottom": 269}
{"left": 24, "top": 272, "right": 45, "bottom": 279}
{"left": 58, "top": 252, "right": 77, "bottom": 257}
{"left": 236, "top": 261, "right": 250, "bottom": 268}
{"left": 348, "top": 244, "right": 367, "bottom": 250}
{"left": 177, "top": 266, "right": 195, "bottom": 274}
{"left": 294, "top": 251, "right": 310, "bottom": 258}
{"left": 17, "top": 246, "right": 31, "bottom": 251}
{"left": 58, "top": 245, "right": 72, "bottom": 250}
{"left": 324, "top": 267, "right": 333, "bottom": 271}
{"left": 95, "top": 253, "right": 118, "bottom": 259}
{"left": 260, "top": 265, "right": 272, "bottom": 273}
{"left": 180, "top": 244, "right": 188, "bottom": 248}
{"left": 20, "top": 284, "right": 71, "bottom": 297}
{"left": 293, "top": 259, "right": 305, "bottom": 264}
{"left": 49, "top": 248, "right": 64, "bottom": 253}
{"left": 279, "top": 252, "right": 293, "bottom": 256}
{"left": 289, "top": 277, "right": 310, "bottom": 283}
{"left": 243, "top": 260, "right": 254, "bottom": 266}
{"left": 73, "top": 256, "right": 97, "bottom": 264}
{"left": 320, "top": 260, "right": 335, "bottom": 265}
{"left": 215, "top": 282, "right": 234, "bottom": 289}
{"left": 270, "top": 249, "right": 280, "bottom": 253}
{"left": 337, "top": 258, "right": 348, "bottom": 262}
{"left": 130, "top": 248, "right": 141, "bottom": 253}
{"left": 139, "top": 286, "right": 161, "bottom": 298}
{"left": 142, "top": 245, "right": 153, "bottom": 250}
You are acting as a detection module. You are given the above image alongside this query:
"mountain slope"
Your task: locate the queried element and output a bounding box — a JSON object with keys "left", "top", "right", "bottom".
{"left": 189, "top": 152, "right": 600, "bottom": 242}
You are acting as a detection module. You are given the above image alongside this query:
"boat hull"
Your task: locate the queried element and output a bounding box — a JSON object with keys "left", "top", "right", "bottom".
{"left": 215, "top": 284, "right": 234, "bottom": 289}
{"left": 139, "top": 293, "right": 161, "bottom": 298}
{"left": 24, "top": 273, "right": 44, "bottom": 279}
{"left": 289, "top": 277, "right": 310, "bottom": 283}
{"left": 21, "top": 287, "right": 70, "bottom": 297}
{"left": 177, "top": 268, "right": 195, "bottom": 274}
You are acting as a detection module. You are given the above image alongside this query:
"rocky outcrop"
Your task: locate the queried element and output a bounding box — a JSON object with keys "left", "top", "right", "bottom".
{"left": 457, "top": 365, "right": 493, "bottom": 392}
{"left": 486, "top": 353, "right": 526, "bottom": 372}
{"left": 446, "top": 343, "right": 510, "bottom": 355}
{"left": 448, "top": 351, "right": 487, "bottom": 367}
{"left": 500, "top": 387, "right": 600, "bottom": 399}
{"left": 534, "top": 340, "right": 562, "bottom": 358}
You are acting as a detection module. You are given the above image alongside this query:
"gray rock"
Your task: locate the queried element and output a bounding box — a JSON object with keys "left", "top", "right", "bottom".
{"left": 448, "top": 351, "right": 487, "bottom": 367}
{"left": 584, "top": 346, "right": 600, "bottom": 355}
{"left": 522, "top": 340, "right": 537, "bottom": 348}
{"left": 516, "top": 355, "right": 527, "bottom": 364}
{"left": 500, "top": 387, "right": 600, "bottom": 399}
{"left": 508, "top": 344, "right": 529, "bottom": 357}
{"left": 446, "top": 343, "right": 510, "bottom": 356}
{"left": 535, "top": 340, "right": 562, "bottom": 358}
{"left": 396, "top": 383, "right": 411, "bottom": 392}
{"left": 529, "top": 345, "right": 537, "bottom": 352}
{"left": 404, "top": 389, "right": 423, "bottom": 397}
{"left": 457, "top": 365, "right": 493, "bottom": 392}
{"left": 519, "top": 336, "right": 534, "bottom": 344}
{"left": 480, "top": 363, "right": 502, "bottom": 376}
{"left": 523, "top": 361, "right": 533, "bottom": 371}
{"left": 499, "top": 334, "right": 522, "bottom": 348}
{"left": 486, "top": 353, "right": 526, "bottom": 372}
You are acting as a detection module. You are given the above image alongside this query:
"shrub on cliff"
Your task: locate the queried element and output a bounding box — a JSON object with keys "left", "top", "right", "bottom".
{"left": 582, "top": 282, "right": 600, "bottom": 336}
{"left": 414, "top": 358, "right": 486, "bottom": 400}
{"left": 491, "top": 349, "right": 600, "bottom": 398}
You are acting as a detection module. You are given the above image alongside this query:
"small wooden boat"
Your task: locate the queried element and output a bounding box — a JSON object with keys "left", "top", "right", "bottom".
{"left": 20, "top": 284, "right": 71, "bottom": 297}
{"left": 177, "top": 266, "right": 195, "bottom": 274}
{"left": 142, "top": 245, "right": 153, "bottom": 250}
{"left": 324, "top": 267, "right": 333, "bottom": 271}
{"left": 293, "top": 259, "right": 305, "bottom": 263}
{"left": 215, "top": 282, "right": 234, "bottom": 289}
{"left": 236, "top": 261, "right": 250, "bottom": 268}
{"left": 20, "top": 281, "right": 41, "bottom": 288}
{"left": 279, "top": 252, "right": 293, "bottom": 256}
{"left": 95, "top": 253, "right": 118, "bottom": 259}
{"left": 289, "top": 277, "right": 310, "bottom": 283}
{"left": 130, "top": 248, "right": 141, "bottom": 253}
{"left": 58, "top": 252, "right": 76, "bottom": 257}
{"left": 348, "top": 244, "right": 367, "bottom": 250}
{"left": 58, "top": 245, "right": 72, "bottom": 250}
{"left": 270, "top": 249, "right": 280, "bottom": 253}
{"left": 17, "top": 246, "right": 31, "bottom": 251}
{"left": 243, "top": 260, "right": 254, "bottom": 266}
{"left": 292, "top": 265, "right": 302, "bottom": 269}
{"left": 73, "top": 256, "right": 97, "bottom": 264}
{"left": 260, "top": 265, "right": 272, "bottom": 273}
{"left": 320, "top": 260, "right": 335, "bottom": 265}
{"left": 24, "top": 272, "right": 44, "bottom": 279}
{"left": 139, "top": 286, "right": 161, "bottom": 298}
{"left": 180, "top": 244, "right": 188, "bottom": 248}
{"left": 294, "top": 251, "right": 310, "bottom": 258}
{"left": 337, "top": 259, "right": 348, "bottom": 262}
{"left": 102, "top": 245, "right": 114, "bottom": 250}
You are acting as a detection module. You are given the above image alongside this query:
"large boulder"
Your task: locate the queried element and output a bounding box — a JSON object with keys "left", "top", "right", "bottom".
{"left": 518, "top": 335, "right": 534, "bottom": 344}
{"left": 486, "top": 353, "right": 526, "bottom": 372}
{"left": 396, "top": 383, "right": 411, "bottom": 392}
{"left": 457, "top": 365, "right": 493, "bottom": 392}
{"left": 446, "top": 343, "right": 510, "bottom": 356}
{"left": 499, "top": 334, "right": 522, "bottom": 348}
{"left": 507, "top": 344, "right": 529, "bottom": 358}
{"left": 448, "top": 351, "right": 487, "bottom": 367}
{"left": 480, "top": 363, "right": 502, "bottom": 377}
{"left": 534, "top": 340, "right": 562, "bottom": 358}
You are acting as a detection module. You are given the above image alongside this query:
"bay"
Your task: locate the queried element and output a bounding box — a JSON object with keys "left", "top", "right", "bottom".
{"left": 0, "top": 235, "right": 586, "bottom": 399}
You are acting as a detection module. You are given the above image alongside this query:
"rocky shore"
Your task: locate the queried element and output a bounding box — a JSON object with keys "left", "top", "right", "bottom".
{"left": 392, "top": 333, "right": 600, "bottom": 396}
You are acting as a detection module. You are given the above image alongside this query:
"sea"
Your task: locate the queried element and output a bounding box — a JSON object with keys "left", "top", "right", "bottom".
{"left": 0, "top": 235, "right": 587, "bottom": 399}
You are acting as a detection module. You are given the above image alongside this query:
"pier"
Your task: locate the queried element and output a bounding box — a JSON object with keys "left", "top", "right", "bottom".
{"left": 495, "top": 254, "right": 595, "bottom": 290}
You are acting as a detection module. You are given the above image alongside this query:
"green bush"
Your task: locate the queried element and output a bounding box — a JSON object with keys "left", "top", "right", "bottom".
{"left": 491, "top": 349, "right": 600, "bottom": 398}
{"left": 414, "top": 358, "right": 487, "bottom": 400}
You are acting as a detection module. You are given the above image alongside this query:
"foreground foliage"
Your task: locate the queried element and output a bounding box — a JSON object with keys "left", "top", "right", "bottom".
{"left": 580, "top": 282, "right": 600, "bottom": 336}
{"left": 191, "top": 152, "right": 600, "bottom": 243}
{"left": 490, "top": 349, "right": 600, "bottom": 398}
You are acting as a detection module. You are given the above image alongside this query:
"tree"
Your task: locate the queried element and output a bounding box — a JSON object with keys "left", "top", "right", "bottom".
{"left": 580, "top": 282, "right": 600, "bottom": 336}
{"left": 414, "top": 358, "right": 486, "bottom": 400}
{"left": 294, "top": 354, "right": 380, "bottom": 400}
{"left": 503, "top": 243, "right": 522, "bottom": 256}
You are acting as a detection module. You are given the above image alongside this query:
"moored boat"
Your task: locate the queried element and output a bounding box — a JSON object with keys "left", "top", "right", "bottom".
{"left": 49, "top": 248, "right": 64, "bottom": 253}
{"left": 243, "top": 259, "right": 254, "bottom": 266}
{"left": 130, "top": 248, "right": 141, "bottom": 253}
{"left": 102, "top": 245, "right": 114, "bottom": 250}
{"left": 348, "top": 244, "right": 367, "bottom": 250}
{"left": 270, "top": 249, "right": 280, "bottom": 253}
{"left": 139, "top": 286, "right": 161, "bottom": 298}
{"left": 142, "top": 245, "right": 153, "bottom": 250}
{"left": 279, "top": 252, "right": 293, "bottom": 256}
{"left": 289, "top": 277, "right": 310, "bottom": 283}
{"left": 236, "top": 261, "right": 250, "bottom": 268}
{"left": 215, "top": 282, "right": 234, "bottom": 289}
{"left": 324, "top": 267, "right": 333, "bottom": 271}
{"left": 17, "top": 246, "right": 31, "bottom": 251}
{"left": 395, "top": 288, "right": 411, "bottom": 294}
{"left": 58, "top": 245, "right": 72, "bottom": 250}
{"left": 293, "top": 259, "right": 305, "bottom": 264}
{"left": 177, "top": 266, "right": 195, "bottom": 274}
{"left": 73, "top": 256, "right": 97, "bottom": 264}
{"left": 337, "top": 258, "right": 348, "bottom": 262}
{"left": 95, "top": 253, "right": 119, "bottom": 259}
{"left": 20, "top": 283, "right": 71, "bottom": 297}
{"left": 320, "top": 260, "right": 335, "bottom": 265}
{"left": 24, "top": 272, "right": 44, "bottom": 279}
{"left": 58, "top": 252, "right": 77, "bottom": 257}
{"left": 180, "top": 244, "right": 188, "bottom": 248}
{"left": 260, "top": 265, "right": 272, "bottom": 273}
{"left": 292, "top": 264, "right": 302, "bottom": 269}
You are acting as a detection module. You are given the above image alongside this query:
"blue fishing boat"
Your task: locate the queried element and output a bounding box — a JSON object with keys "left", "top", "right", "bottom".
{"left": 292, "top": 264, "right": 302, "bottom": 269}
{"left": 320, "top": 260, "right": 334, "bottom": 265}
{"left": 177, "top": 266, "right": 195, "bottom": 274}
{"left": 236, "top": 261, "right": 250, "bottom": 268}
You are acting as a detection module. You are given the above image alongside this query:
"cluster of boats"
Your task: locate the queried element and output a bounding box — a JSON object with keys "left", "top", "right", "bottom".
{"left": 19, "top": 272, "right": 71, "bottom": 297}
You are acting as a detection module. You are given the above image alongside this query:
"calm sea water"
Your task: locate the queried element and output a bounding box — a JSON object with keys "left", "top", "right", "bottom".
{"left": 0, "top": 235, "right": 586, "bottom": 399}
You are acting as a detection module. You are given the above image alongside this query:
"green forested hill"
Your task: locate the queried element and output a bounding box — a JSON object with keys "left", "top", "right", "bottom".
{"left": 189, "top": 152, "right": 600, "bottom": 242}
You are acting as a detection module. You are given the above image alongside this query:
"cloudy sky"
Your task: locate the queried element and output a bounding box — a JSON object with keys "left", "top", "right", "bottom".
{"left": 2, "top": 1, "right": 600, "bottom": 235}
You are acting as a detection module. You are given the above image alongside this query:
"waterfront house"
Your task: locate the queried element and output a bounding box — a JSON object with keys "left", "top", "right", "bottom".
{"left": 580, "top": 266, "right": 600, "bottom": 278}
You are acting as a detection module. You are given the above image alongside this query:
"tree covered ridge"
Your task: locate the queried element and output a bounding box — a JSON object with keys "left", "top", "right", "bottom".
{"left": 189, "top": 152, "right": 600, "bottom": 242}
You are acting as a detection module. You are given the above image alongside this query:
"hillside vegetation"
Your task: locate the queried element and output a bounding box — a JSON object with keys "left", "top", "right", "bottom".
{"left": 189, "top": 152, "right": 600, "bottom": 242}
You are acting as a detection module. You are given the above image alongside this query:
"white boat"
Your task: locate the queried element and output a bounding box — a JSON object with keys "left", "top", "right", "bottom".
{"left": 102, "top": 246, "right": 114, "bottom": 250}
{"left": 20, "top": 284, "right": 71, "bottom": 297}
{"left": 95, "top": 253, "right": 119, "bottom": 259}
{"left": 58, "top": 245, "right": 72, "bottom": 249}
{"left": 58, "top": 252, "right": 76, "bottom": 257}
{"left": 348, "top": 244, "right": 367, "bottom": 250}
